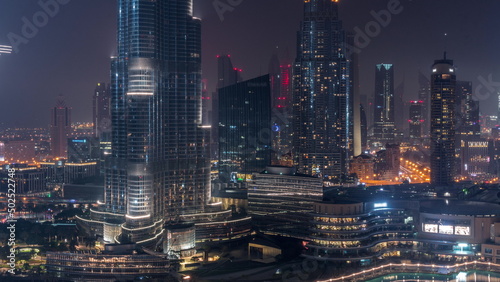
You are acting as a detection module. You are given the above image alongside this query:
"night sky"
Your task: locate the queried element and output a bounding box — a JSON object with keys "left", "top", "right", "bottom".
{"left": 1, "top": 0, "right": 500, "bottom": 127}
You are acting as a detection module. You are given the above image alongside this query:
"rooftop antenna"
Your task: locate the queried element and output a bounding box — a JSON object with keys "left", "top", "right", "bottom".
{"left": 443, "top": 33, "right": 448, "bottom": 60}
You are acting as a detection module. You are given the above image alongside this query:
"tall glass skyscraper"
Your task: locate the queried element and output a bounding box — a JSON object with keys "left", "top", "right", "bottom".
{"left": 430, "top": 54, "right": 456, "bottom": 186}
{"left": 88, "top": 0, "right": 209, "bottom": 245}
{"left": 50, "top": 95, "right": 71, "bottom": 159}
{"left": 373, "top": 63, "right": 395, "bottom": 143}
{"left": 293, "top": 0, "right": 352, "bottom": 179}
{"left": 218, "top": 75, "right": 271, "bottom": 182}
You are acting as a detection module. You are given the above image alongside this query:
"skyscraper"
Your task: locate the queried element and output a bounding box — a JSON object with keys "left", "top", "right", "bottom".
{"left": 269, "top": 53, "right": 293, "bottom": 165}
{"left": 430, "top": 54, "right": 456, "bottom": 186}
{"left": 418, "top": 71, "right": 431, "bottom": 136}
{"left": 50, "top": 95, "right": 71, "bottom": 159}
{"left": 218, "top": 75, "right": 271, "bottom": 182}
{"left": 373, "top": 64, "right": 395, "bottom": 143}
{"left": 456, "top": 81, "right": 480, "bottom": 138}
{"left": 360, "top": 103, "right": 368, "bottom": 151}
{"left": 92, "top": 83, "right": 111, "bottom": 139}
{"left": 89, "top": 0, "right": 209, "bottom": 244}
{"left": 293, "top": 0, "right": 352, "bottom": 179}
{"left": 216, "top": 54, "right": 241, "bottom": 89}
{"left": 212, "top": 54, "right": 242, "bottom": 161}
{"left": 409, "top": 100, "right": 423, "bottom": 139}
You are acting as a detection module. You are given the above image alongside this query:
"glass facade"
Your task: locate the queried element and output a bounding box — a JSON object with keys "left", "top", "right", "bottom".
{"left": 218, "top": 75, "right": 271, "bottom": 182}
{"left": 247, "top": 167, "right": 323, "bottom": 238}
{"left": 92, "top": 0, "right": 209, "bottom": 244}
{"left": 305, "top": 202, "right": 415, "bottom": 260}
{"left": 430, "top": 55, "right": 456, "bottom": 186}
{"left": 373, "top": 64, "right": 396, "bottom": 143}
{"left": 293, "top": 0, "right": 352, "bottom": 179}
{"left": 409, "top": 100, "right": 423, "bottom": 139}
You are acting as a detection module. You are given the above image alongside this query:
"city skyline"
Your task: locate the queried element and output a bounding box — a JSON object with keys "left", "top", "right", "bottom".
{"left": 3, "top": 1, "right": 500, "bottom": 280}
{"left": 1, "top": 0, "right": 500, "bottom": 127}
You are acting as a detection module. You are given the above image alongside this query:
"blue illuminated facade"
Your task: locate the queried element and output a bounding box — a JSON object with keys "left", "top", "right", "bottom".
{"left": 292, "top": 0, "right": 352, "bottom": 179}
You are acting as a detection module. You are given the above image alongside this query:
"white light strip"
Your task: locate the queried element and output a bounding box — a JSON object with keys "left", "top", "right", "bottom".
{"left": 125, "top": 214, "right": 151, "bottom": 219}
{"left": 195, "top": 217, "right": 251, "bottom": 226}
{"left": 121, "top": 219, "right": 163, "bottom": 231}
{"left": 127, "top": 92, "right": 154, "bottom": 96}
{"left": 136, "top": 228, "right": 164, "bottom": 245}
{"left": 90, "top": 209, "right": 125, "bottom": 217}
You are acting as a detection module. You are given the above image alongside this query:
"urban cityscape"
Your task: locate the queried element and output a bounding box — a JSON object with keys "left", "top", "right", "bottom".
{"left": 1, "top": 0, "right": 500, "bottom": 281}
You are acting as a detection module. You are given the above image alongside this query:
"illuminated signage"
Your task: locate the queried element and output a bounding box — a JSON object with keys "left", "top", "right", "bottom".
{"left": 424, "top": 224, "right": 438, "bottom": 233}
{"left": 439, "top": 225, "right": 453, "bottom": 235}
{"left": 374, "top": 203, "right": 387, "bottom": 208}
{"left": 455, "top": 226, "right": 470, "bottom": 236}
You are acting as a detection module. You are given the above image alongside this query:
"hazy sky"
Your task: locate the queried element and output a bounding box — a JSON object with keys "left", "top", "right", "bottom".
{"left": 1, "top": 0, "right": 500, "bottom": 127}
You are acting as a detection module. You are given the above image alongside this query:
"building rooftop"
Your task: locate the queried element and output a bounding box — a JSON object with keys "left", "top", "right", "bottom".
{"left": 420, "top": 200, "right": 500, "bottom": 216}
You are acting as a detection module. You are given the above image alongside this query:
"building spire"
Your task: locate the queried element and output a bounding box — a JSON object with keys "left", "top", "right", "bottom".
{"left": 443, "top": 33, "right": 448, "bottom": 60}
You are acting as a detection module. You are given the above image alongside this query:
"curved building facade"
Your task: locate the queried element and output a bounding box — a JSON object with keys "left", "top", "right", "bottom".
{"left": 305, "top": 201, "right": 415, "bottom": 261}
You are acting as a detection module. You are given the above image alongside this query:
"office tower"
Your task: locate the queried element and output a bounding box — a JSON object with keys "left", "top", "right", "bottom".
{"left": 67, "top": 137, "right": 100, "bottom": 163}
{"left": 430, "top": 54, "right": 456, "bottom": 186}
{"left": 360, "top": 104, "right": 368, "bottom": 151}
{"left": 293, "top": 0, "right": 352, "bottom": 178}
{"left": 269, "top": 54, "right": 293, "bottom": 164}
{"left": 92, "top": 0, "right": 209, "bottom": 244}
{"left": 212, "top": 54, "right": 242, "bottom": 161}
{"left": 373, "top": 64, "right": 395, "bottom": 143}
{"left": 217, "top": 54, "right": 240, "bottom": 89}
{"left": 498, "top": 94, "right": 500, "bottom": 126}
{"left": 218, "top": 75, "right": 271, "bottom": 182}
{"left": 395, "top": 80, "right": 408, "bottom": 136}
{"left": 460, "top": 139, "right": 491, "bottom": 176}
{"left": 352, "top": 47, "right": 362, "bottom": 156}
{"left": 50, "top": 96, "right": 71, "bottom": 159}
{"left": 201, "top": 79, "right": 211, "bottom": 126}
{"left": 93, "top": 83, "right": 111, "bottom": 138}
{"left": 93, "top": 83, "right": 112, "bottom": 166}
{"left": 409, "top": 101, "right": 424, "bottom": 139}
{"left": 419, "top": 71, "right": 431, "bottom": 136}
{"left": 456, "top": 81, "right": 480, "bottom": 138}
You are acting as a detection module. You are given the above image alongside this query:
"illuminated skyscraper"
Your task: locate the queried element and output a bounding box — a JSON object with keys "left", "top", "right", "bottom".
{"left": 269, "top": 53, "right": 293, "bottom": 164}
{"left": 430, "top": 54, "right": 456, "bottom": 186}
{"left": 373, "top": 64, "right": 395, "bottom": 143}
{"left": 89, "top": 0, "right": 209, "bottom": 244}
{"left": 50, "top": 96, "right": 71, "bottom": 159}
{"left": 293, "top": 0, "right": 352, "bottom": 178}
{"left": 455, "top": 81, "right": 480, "bottom": 138}
{"left": 212, "top": 54, "right": 242, "bottom": 161}
{"left": 418, "top": 71, "right": 431, "bottom": 136}
{"left": 92, "top": 83, "right": 111, "bottom": 139}
{"left": 409, "top": 101, "right": 423, "bottom": 139}
{"left": 218, "top": 75, "right": 271, "bottom": 182}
